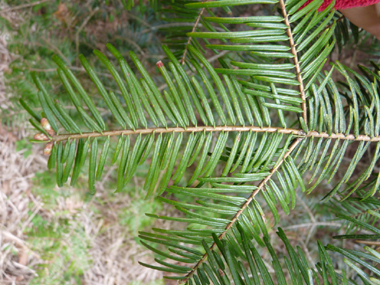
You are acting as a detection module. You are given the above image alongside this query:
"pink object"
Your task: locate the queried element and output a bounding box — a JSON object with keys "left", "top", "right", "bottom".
{"left": 302, "top": 0, "right": 380, "bottom": 11}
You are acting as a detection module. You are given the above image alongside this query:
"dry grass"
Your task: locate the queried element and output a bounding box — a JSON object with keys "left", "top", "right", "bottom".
{"left": 0, "top": 32, "right": 41, "bottom": 284}
{"left": 0, "top": 31, "right": 52, "bottom": 283}
{"left": 0, "top": 128, "right": 163, "bottom": 284}
{"left": 0, "top": 22, "right": 163, "bottom": 283}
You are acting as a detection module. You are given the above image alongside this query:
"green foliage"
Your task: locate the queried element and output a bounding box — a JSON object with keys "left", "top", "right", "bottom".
{"left": 16, "top": 0, "right": 380, "bottom": 284}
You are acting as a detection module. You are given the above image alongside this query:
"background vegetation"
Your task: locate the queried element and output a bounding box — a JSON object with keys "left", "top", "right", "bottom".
{"left": 1, "top": 0, "right": 380, "bottom": 284}
{"left": 1, "top": 1, "right": 168, "bottom": 284}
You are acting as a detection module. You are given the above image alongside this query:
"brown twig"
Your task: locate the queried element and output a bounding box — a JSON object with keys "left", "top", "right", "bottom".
{"left": 355, "top": 240, "right": 380, "bottom": 246}
{"left": 126, "top": 11, "right": 151, "bottom": 28}
{"left": 114, "top": 35, "right": 145, "bottom": 55}
{"left": 181, "top": 8, "right": 205, "bottom": 65}
{"left": 51, "top": 126, "right": 380, "bottom": 143}
{"left": 282, "top": 222, "right": 342, "bottom": 230}
{"left": 0, "top": 0, "right": 51, "bottom": 13}
{"left": 75, "top": 7, "right": 99, "bottom": 66}
{"left": 279, "top": 0, "right": 308, "bottom": 127}
{"left": 51, "top": 126, "right": 303, "bottom": 142}
{"left": 42, "top": 37, "right": 70, "bottom": 64}
{"left": 182, "top": 138, "right": 303, "bottom": 282}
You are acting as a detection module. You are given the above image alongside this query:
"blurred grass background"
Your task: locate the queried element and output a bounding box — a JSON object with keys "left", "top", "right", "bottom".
{"left": 1, "top": 1, "right": 380, "bottom": 284}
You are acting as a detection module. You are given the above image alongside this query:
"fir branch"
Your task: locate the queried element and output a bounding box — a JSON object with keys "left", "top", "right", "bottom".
{"left": 279, "top": 0, "right": 307, "bottom": 127}
{"left": 52, "top": 126, "right": 380, "bottom": 143}
{"left": 182, "top": 137, "right": 303, "bottom": 282}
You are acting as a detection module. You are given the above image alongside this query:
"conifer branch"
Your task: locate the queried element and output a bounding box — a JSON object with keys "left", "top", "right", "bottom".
{"left": 51, "top": 126, "right": 380, "bottom": 143}
{"left": 279, "top": 0, "right": 307, "bottom": 127}
{"left": 182, "top": 137, "right": 303, "bottom": 282}
{"left": 23, "top": 1, "right": 380, "bottom": 281}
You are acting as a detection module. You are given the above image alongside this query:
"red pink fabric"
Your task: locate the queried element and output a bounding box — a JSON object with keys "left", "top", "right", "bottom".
{"left": 302, "top": 0, "right": 380, "bottom": 11}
